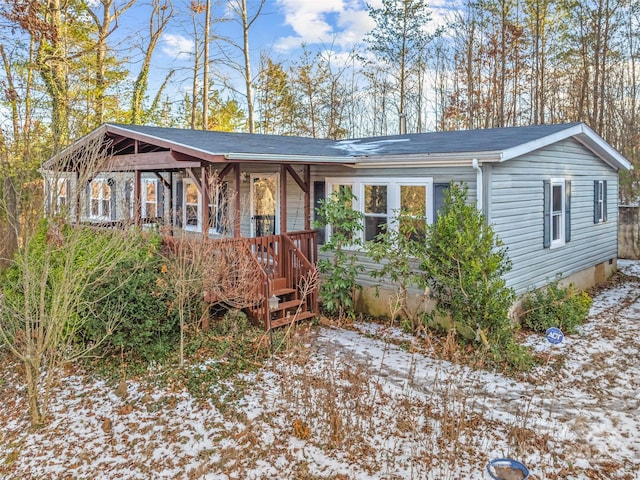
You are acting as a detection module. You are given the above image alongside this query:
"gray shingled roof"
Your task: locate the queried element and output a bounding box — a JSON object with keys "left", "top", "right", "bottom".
{"left": 110, "top": 123, "right": 346, "bottom": 158}
{"left": 44, "top": 122, "right": 630, "bottom": 171}
{"left": 335, "top": 122, "right": 583, "bottom": 156}
{"left": 113, "top": 122, "right": 582, "bottom": 157}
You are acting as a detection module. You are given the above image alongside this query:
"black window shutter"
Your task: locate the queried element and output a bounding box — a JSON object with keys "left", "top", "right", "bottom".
{"left": 565, "top": 180, "right": 571, "bottom": 243}
{"left": 313, "top": 181, "right": 326, "bottom": 245}
{"left": 593, "top": 180, "right": 599, "bottom": 224}
{"left": 603, "top": 181, "right": 607, "bottom": 222}
{"left": 543, "top": 180, "right": 550, "bottom": 248}
{"left": 108, "top": 178, "right": 117, "bottom": 220}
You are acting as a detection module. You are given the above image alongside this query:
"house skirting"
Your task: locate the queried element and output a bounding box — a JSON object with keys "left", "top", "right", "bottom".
{"left": 353, "top": 259, "right": 617, "bottom": 320}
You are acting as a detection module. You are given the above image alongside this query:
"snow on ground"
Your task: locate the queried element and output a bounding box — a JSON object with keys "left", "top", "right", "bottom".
{"left": 2, "top": 263, "right": 640, "bottom": 479}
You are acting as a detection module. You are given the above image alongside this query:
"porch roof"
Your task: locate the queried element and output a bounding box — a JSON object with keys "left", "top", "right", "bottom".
{"left": 43, "top": 124, "right": 355, "bottom": 172}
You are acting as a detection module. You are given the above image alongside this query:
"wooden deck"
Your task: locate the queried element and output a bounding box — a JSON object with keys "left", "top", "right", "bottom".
{"left": 165, "top": 230, "right": 319, "bottom": 330}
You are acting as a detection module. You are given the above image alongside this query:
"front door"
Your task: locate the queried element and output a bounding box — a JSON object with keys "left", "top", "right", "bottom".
{"left": 251, "top": 174, "right": 278, "bottom": 237}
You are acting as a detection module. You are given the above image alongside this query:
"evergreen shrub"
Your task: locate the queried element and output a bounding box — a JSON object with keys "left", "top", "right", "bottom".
{"left": 520, "top": 281, "right": 592, "bottom": 333}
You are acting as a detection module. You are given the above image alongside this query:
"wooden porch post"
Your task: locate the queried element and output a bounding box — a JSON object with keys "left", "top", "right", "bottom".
{"left": 280, "top": 164, "right": 287, "bottom": 234}
{"left": 234, "top": 164, "right": 241, "bottom": 238}
{"left": 201, "top": 165, "right": 209, "bottom": 238}
{"left": 304, "top": 165, "right": 311, "bottom": 230}
{"left": 134, "top": 170, "right": 141, "bottom": 226}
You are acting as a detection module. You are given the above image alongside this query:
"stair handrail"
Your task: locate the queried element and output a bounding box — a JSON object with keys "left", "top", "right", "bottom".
{"left": 282, "top": 232, "right": 319, "bottom": 316}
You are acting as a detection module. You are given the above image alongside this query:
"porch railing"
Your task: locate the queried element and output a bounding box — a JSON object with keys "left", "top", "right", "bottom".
{"left": 243, "top": 230, "right": 318, "bottom": 329}
{"left": 281, "top": 231, "right": 319, "bottom": 319}
{"left": 162, "top": 230, "right": 318, "bottom": 330}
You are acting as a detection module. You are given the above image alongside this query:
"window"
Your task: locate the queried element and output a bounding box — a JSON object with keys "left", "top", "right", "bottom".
{"left": 89, "top": 179, "right": 112, "bottom": 219}
{"left": 326, "top": 177, "right": 432, "bottom": 244}
{"left": 143, "top": 179, "right": 159, "bottom": 219}
{"left": 208, "top": 181, "right": 229, "bottom": 234}
{"left": 594, "top": 180, "right": 607, "bottom": 223}
{"left": 363, "top": 184, "right": 388, "bottom": 241}
{"left": 329, "top": 183, "right": 354, "bottom": 241}
{"left": 182, "top": 179, "right": 231, "bottom": 234}
{"left": 544, "top": 179, "right": 571, "bottom": 248}
{"left": 551, "top": 182, "right": 564, "bottom": 243}
{"left": 54, "top": 179, "right": 68, "bottom": 214}
{"left": 399, "top": 184, "right": 427, "bottom": 239}
{"left": 184, "top": 180, "right": 200, "bottom": 230}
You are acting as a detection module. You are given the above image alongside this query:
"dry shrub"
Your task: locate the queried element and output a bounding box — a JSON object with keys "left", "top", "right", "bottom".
{"left": 292, "top": 418, "right": 311, "bottom": 440}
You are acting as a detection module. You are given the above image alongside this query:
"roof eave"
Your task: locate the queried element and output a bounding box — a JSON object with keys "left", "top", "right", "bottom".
{"left": 350, "top": 151, "right": 503, "bottom": 168}
{"left": 223, "top": 153, "right": 354, "bottom": 164}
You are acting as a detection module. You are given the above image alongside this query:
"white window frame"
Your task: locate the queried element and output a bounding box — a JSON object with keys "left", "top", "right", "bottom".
{"left": 54, "top": 178, "right": 68, "bottom": 214}
{"left": 325, "top": 177, "right": 433, "bottom": 244}
{"left": 183, "top": 178, "right": 202, "bottom": 232}
{"left": 89, "top": 178, "right": 111, "bottom": 220}
{"left": 595, "top": 180, "right": 605, "bottom": 223}
{"left": 142, "top": 178, "right": 160, "bottom": 219}
{"left": 550, "top": 178, "right": 565, "bottom": 249}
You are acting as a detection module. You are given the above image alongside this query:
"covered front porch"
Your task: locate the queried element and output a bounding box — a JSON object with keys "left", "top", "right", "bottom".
{"left": 43, "top": 124, "right": 353, "bottom": 329}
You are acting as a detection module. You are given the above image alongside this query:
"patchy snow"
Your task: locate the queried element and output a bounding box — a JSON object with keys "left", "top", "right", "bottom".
{"left": 2, "top": 262, "right": 640, "bottom": 478}
{"left": 334, "top": 138, "right": 410, "bottom": 156}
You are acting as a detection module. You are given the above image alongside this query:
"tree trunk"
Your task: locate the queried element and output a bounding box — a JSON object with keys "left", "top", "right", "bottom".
{"left": 202, "top": 0, "right": 211, "bottom": 129}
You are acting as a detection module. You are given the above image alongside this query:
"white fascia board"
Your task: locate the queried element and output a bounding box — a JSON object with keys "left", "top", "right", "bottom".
{"left": 349, "top": 151, "right": 502, "bottom": 168}
{"left": 224, "top": 153, "right": 353, "bottom": 163}
{"left": 500, "top": 123, "right": 632, "bottom": 171}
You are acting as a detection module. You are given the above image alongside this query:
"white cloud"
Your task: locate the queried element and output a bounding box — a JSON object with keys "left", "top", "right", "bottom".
{"left": 272, "top": 0, "right": 456, "bottom": 53}
{"left": 161, "top": 33, "right": 194, "bottom": 60}
{"left": 274, "top": 0, "right": 373, "bottom": 52}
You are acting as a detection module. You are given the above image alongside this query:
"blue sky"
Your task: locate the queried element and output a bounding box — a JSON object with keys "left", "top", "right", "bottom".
{"left": 115, "top": 0, "right": 457, "bottom": 109}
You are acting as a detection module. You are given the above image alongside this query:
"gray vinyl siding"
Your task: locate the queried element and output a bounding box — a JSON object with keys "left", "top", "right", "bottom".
{"left": 490, "top": 138, "right": 618, "bottom": 295}
{"left": 313, "top": 165, "right": 478, "bottom": 288}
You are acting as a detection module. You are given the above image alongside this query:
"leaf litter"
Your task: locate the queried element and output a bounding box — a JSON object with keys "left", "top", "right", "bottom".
{"left": 1, "top": 262, "right": 640, "bottom": 479}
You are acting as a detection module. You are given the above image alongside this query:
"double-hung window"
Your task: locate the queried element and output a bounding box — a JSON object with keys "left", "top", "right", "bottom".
{"left": 363, "top": 184, "right": 388, "bottom": 241}
{"left": 54, "top": 179, "right": 68, "bottom": 214}
{"left": 184, "top": 179, "right": 200, "bottom": 230}
{"left": 544, "top": 178, "right": 571, "bottom": 248}
{"left": 89, "top": 179, "right": 112, "bottom": 219}
{"left": 143, "top": 179, "right": 159, "bottom": 219}
{"left": 594, "top": 180, "right": 607, "bottom": 223}
{"left": 208, "top": 181, "right": 229, "bottom": 234}
{"left": 399, "top": 184, "right": 427, "bottom": 239}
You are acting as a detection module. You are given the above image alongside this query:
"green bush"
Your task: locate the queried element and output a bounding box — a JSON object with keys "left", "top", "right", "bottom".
{"left": 420, "top": 183, "right": 531, "bottom": 370}
{"left": 366, "top": 212, "right": 428, "bottom": 331}
{"left": 314, "top": 187, "right": 364, "bottom": 318}
{"left": 79, "top": 233, "right": 180, "bottom": 362}
{"left": 520, "top": 282, "right": 592, "bottom": 333}
{"left": 422, "top": 184, "right": 516, "bottom": 342}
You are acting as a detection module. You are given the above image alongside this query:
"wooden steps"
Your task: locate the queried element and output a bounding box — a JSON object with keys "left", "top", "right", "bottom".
{"left": 266, "top": 276, "right": 316, "bottom": 329}
{"left": 270, "top": 311, "right": 316, "bottom": 328}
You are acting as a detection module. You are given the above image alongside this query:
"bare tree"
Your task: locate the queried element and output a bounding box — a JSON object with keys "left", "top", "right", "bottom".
{"left": 130, "top": 0, "right": 173, "bottom": 124}
{"left": 0, "top": 137, "right": 148, "bottom": 426}
{"left": 227, "top": 0, "right": 265, "bottom": 133}
{"left": 86, "top": 0, "right": 137, "bottom": 125}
